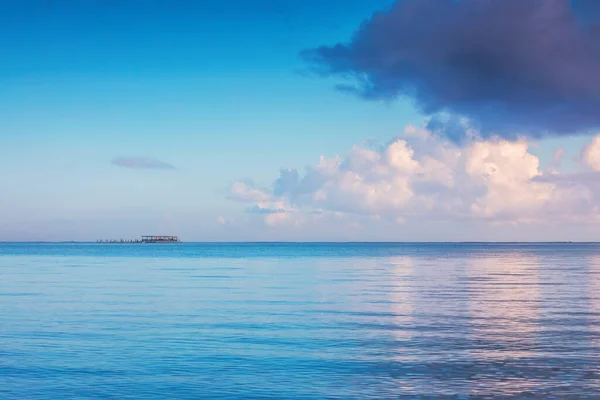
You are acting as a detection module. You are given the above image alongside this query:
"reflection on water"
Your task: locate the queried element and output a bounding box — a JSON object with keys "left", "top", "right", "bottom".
{"left": 466, "top": 254, "right": 543, "bottom": 396}
{"left": 1, "top": 243, "right": 600, "bottom": 398}
{"left": 387, "top": 256, "right": 415, "bottom": 344}
{"left": 588, "top": 256, "right": 600, "bottom": 352}
{"left": 470, "top": 254, "right": 542, "bottom": 357}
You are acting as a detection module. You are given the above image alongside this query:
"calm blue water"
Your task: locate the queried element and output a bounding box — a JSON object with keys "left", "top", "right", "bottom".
{"left": 2, "top": 243, "right": 600, "bottom": 399}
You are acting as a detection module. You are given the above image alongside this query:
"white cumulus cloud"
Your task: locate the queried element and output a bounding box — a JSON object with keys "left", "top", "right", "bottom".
{"left": 582, "top": 136, "right": 600, "bottom": 171}
{"left": 228, "top": 125, "right": 600, "bottom": 229}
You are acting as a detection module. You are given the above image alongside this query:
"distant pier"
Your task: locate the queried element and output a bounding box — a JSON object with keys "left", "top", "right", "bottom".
{"left": 97, "top": 236, "right": 181, "bottom": 244}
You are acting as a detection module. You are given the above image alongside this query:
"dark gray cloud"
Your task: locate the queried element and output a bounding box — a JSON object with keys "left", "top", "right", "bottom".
{"left": 303, "top": 0, "right": 600, "bottom": 140}
{"left": 111, "top": 156, "right": 174, "bottom": 169}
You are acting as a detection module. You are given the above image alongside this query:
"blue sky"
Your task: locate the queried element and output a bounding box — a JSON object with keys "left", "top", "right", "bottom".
{"left": 2, "top": 0, "right": 599, "bottom": 241}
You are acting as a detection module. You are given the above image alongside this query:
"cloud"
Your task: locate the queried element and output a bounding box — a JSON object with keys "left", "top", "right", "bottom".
{"left": 228, "top": 123, "right": 600, "bottom": 228}
{"left": 245, "top": 205, "right": 288, "bottom": 214}
{"left": 302, "top": 0, "right": 600, "bottom": 141}
{"left": 111, "top": 156, "right": 174, "bottom": 169}
{"left": 549, "top": 147, "right": 566, "bottom": 172}
{"left": 227, "top": 181, "right": 272, "bottom": 202}
{"left": 582, "top": 135, "right": 600, "bottom": 170}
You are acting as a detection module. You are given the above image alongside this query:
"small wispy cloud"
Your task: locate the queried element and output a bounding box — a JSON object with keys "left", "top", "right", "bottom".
{"left": 111, "top": 156, "right": 175, "bottom": 170}
{"left": 245, "top": 205, "right": 287, "bottom": 215}
{"left": 227, "top": 181, "right": 271, "bottom": 202}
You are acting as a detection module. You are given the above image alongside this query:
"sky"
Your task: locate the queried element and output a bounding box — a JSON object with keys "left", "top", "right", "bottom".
{"left": 3, "top": 0, "right": 600, "bottom": 241}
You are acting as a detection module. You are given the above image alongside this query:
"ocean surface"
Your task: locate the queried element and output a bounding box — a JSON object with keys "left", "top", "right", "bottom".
{"left": 2, "top": 243, "right": 600, "bottom": 399}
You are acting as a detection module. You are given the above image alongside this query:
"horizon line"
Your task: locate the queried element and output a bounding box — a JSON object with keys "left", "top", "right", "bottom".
{"left": 0, "top": 241, "right": 596, "bottom": 244}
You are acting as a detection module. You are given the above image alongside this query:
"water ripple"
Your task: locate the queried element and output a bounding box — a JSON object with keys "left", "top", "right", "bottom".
{"left": 2, "top": 243, "right": 600, "bottom": 398}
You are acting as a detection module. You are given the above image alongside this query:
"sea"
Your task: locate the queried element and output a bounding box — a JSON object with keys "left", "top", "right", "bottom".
{"left": 1, "top": 242, "right": 600, "bottom": 399}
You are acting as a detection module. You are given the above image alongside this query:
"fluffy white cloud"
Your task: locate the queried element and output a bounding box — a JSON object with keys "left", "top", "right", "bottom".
{"left": 582, "top": 136, "right": 600, "bottom": 171}
{"left": 228, "top": 125, "right": 600, "bottom": 228}
{"left": 465, "top": 140, "right": 554, "bottom": 221}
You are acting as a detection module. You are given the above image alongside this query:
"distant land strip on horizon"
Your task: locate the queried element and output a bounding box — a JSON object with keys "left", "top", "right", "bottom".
{"left": 0, "top": 241, "right": 594, "bottom": 244}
